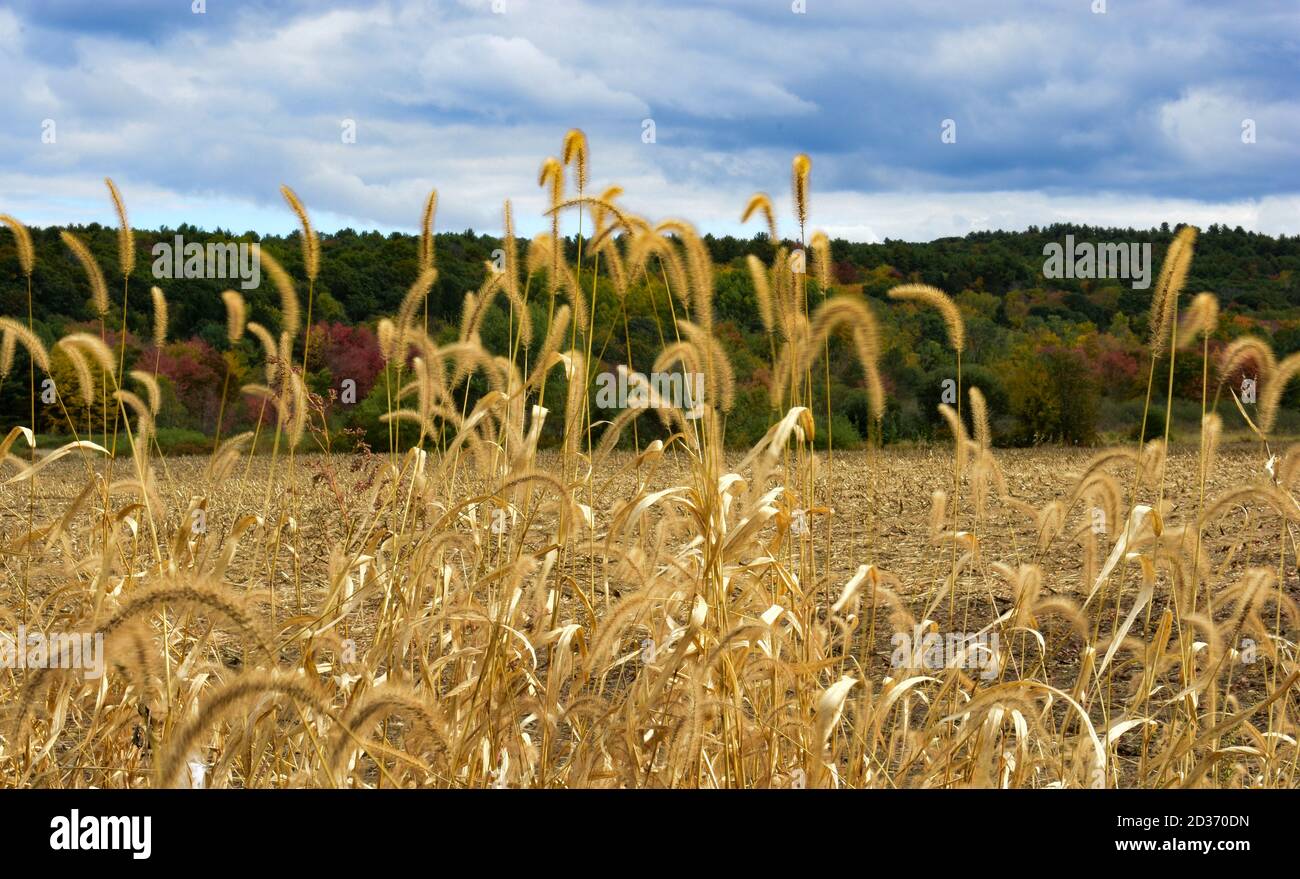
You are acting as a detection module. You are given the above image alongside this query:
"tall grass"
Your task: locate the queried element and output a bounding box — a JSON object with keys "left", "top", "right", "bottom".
{"left": 0, "top": 139, "right": 1297, "bottom": 789}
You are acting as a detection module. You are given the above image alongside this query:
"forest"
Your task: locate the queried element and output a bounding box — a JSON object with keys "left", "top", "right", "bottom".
{"left": 2, "top": 220, "right": 1298, "bottom": 450}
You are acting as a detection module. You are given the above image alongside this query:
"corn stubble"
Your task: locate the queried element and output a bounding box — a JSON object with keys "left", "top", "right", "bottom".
{"left": 0, "top": 144, "right": 1298, "bottom": 790}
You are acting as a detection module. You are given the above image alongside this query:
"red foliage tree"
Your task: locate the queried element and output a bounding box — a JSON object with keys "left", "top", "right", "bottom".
{"left": 1096, "top": 347, "right": 1140, "bottom": 397}
{"left": 148, "top": 338, "right": 226, "bottom": 430}
{"left": 313, "top": 322, "right": 384, "bottom": 401}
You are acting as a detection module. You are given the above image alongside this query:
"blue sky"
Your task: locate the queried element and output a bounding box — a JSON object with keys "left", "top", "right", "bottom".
{"left": 1, "top": 0, "right": 1297, "bottom": 241}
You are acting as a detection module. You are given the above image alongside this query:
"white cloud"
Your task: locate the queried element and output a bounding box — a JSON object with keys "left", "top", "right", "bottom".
{"left": 814, "top": 190, "right": 1300, "bottom": 242}
{"left": 1159, "top": 87, "right": 1300, "bottom": 165}
{"left": 0, "top": 8, "right": 21, "bottom": 50}
{"left": 418, "top": 35, "right": 647, "bottom": 118}
{"left": 0, "top": 0, "right": 1295, "bottom": 240}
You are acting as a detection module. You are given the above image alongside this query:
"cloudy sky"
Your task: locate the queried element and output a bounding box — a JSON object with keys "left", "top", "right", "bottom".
{"left": 1, "top": 0, "right": 1297, "bottom": 242}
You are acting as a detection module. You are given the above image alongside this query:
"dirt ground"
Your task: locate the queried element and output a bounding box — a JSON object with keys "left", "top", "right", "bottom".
{"left": 2, "top": 442, "right": 1295, "bottom": 788}
{"left": 5, "top": 442, "right": 1293, "bottom": 627}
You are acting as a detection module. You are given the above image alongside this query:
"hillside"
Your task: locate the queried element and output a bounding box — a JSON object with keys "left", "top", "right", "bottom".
{"left": 3, "top": 221, "right": 1298, "bottom": 448}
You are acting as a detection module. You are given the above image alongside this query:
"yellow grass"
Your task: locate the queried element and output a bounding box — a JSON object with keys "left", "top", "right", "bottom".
{"left": 0, "top": 135, "right": 1297, "bottom": 789}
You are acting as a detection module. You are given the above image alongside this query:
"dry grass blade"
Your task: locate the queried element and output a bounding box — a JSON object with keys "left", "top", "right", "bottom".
{"left": 105, "top": 177, "right": 135, "bottom": 278}
{"left": 61, "top": 230, "right": 110, "bottom": 316}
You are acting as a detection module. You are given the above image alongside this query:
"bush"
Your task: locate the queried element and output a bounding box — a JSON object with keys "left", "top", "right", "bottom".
{"left": 956, "top": 364, "right": 1010, "bottom": 444}
{"left": 153, "top": 427, "right": 212, "bottom": 455}
{"left": 881, "top": 396, "right": 928, "bottom": 444}
{"left": 723, "top": 387, "right": 776, "bottom": 450}
{"left": 346, "top": 365, "right": 402, "bottom": 451}
{"left": 813, "top": 411, "right": 863, "bottom": 450}
{"left": 1002, "top": 343, "right": 1099, "bottom": 444}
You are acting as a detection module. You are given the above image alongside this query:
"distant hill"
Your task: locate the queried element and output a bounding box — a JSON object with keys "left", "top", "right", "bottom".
{"left": 3, "top": 221, "right": 1299, "bottom": 447}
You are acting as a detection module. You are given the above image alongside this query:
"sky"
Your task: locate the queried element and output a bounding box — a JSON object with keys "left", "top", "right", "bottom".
{"left": 0, "top": 0, "right": 1297, "bottom": 242}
